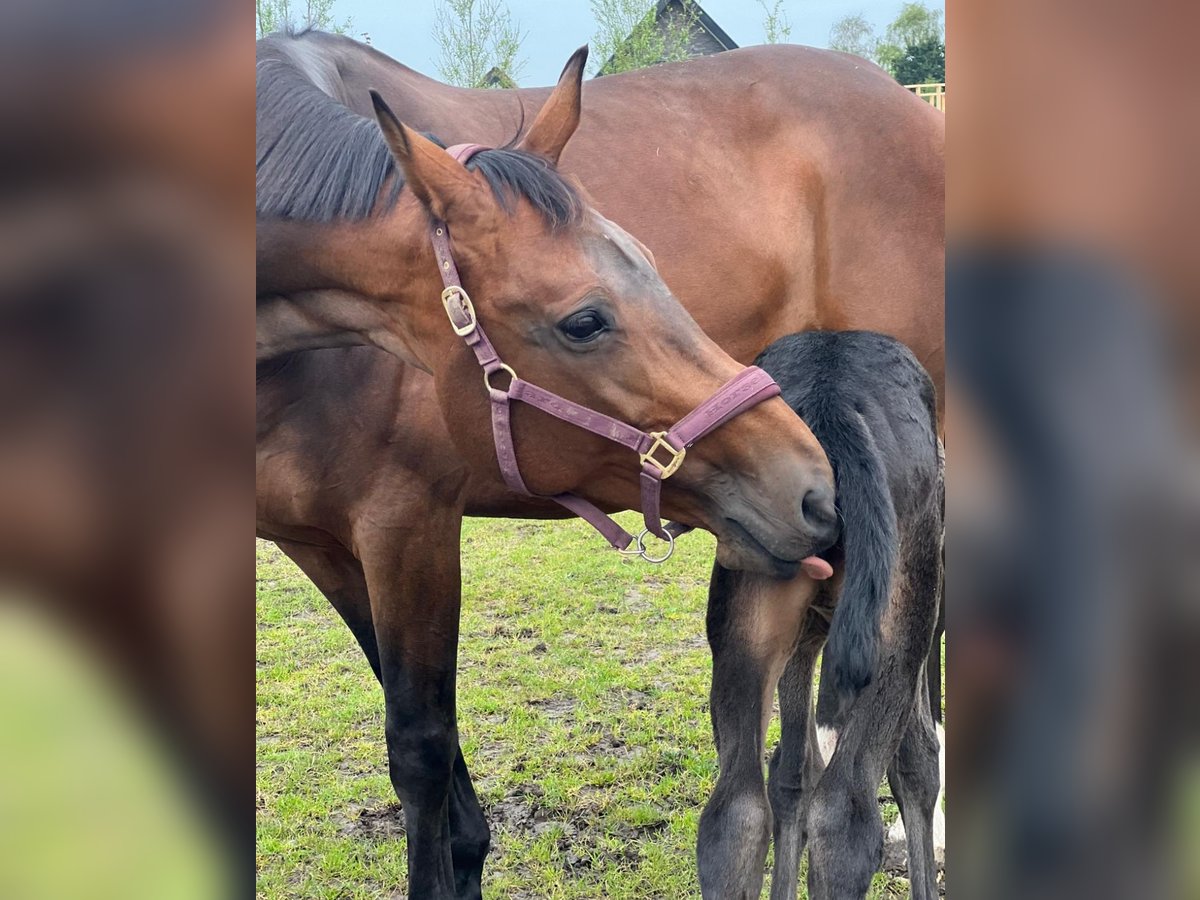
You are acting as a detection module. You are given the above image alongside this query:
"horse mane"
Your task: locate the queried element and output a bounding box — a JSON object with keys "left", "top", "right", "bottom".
{"left": 255, "top": 33, "right": 582, "bottom": 228}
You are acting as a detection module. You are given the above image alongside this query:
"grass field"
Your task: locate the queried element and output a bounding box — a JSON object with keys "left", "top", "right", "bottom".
{"left": 256, "top": 515, "right": 916, "bottom": 899}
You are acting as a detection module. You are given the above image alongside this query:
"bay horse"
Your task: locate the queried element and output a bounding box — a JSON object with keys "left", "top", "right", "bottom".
{"left": 701, "top": 331, "right": 943, "bottom": 900}
{"left": 256, "top": 31, "right": 943, "bottom": 898}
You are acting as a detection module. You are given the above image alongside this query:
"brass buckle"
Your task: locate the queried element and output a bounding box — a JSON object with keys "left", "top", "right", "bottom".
{"left": 639, "top": 432, "right": 686, "bottom": 479}
{"left": 441, "top": 285, "right": 477, "bottom": 337}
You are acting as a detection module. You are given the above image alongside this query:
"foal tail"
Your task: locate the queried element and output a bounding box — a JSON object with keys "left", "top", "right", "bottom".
{"left": 820, "top": 408, "right": 897, "bottom": 714}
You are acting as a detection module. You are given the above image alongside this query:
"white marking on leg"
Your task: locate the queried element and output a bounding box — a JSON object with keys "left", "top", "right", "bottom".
{"left": 933, "top": 723, "right": 946, "bottom": 863}
{"left": 816, "top": 725, "right": 839, "bottom": 767}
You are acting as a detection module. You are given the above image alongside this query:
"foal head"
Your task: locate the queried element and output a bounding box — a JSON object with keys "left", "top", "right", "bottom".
{"left": 256, "top": 48, "right": 837, "bottom": 573}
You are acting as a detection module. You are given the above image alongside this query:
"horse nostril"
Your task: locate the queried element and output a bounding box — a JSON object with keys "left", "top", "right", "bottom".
{"left": 801, "top": 486, "right": 838, "bottom": 537}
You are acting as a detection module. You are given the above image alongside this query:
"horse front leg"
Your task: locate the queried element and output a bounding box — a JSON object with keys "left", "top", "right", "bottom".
{"left": 697, "top": 564, "right": 818, "bottom": 900}
{"left": 278, "top": 535, "right": 490, "bottom": 897}
{"left": 358, "top": 508, "right": 469, "bottom": 900}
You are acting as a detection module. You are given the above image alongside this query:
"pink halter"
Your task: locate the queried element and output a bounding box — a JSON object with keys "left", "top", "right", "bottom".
{"left": 433, "top": 144, "right": 782, "bottom": 561}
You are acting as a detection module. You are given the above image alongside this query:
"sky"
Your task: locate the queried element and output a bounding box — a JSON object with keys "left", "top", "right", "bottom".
{"left": 332, "top": 0, "right": 943, "bottom": 87}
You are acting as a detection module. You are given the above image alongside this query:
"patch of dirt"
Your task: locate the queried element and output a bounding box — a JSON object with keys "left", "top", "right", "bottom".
{"left": 622, "top": 587, "right": 653, "bottom": 613}
{"left": 485, "top": 782, "right": 549, "bottom": 832}
{"left": 528, "top": 695, "right": 577, "bottom": 719}
{"left": 586, "top": 731, "right": 646, "bottom": 761}
{"left": 484, "top": 782, "right": 662, "bottom": 881}
{"left": 338, "top": 802, "right": 406, "bottom": 840}
{"left": 614, "top": 688, "right": 652, "bottom": 710}
{"left": 346, "top": 783, "right": 675, "bottom": 888}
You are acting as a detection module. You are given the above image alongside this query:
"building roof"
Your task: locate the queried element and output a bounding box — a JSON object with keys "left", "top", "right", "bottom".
{"left": 480, "top": 66, "right": 517, "bottom": 89}
{"left": 598, "top": 0, "right": 738, "bottom": 76}
{"left": 665, "top": 0, "right": 737, "bottom": 52}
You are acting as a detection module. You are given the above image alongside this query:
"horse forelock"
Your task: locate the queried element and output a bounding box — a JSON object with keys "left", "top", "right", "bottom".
{"left": 255, "top": 33, "right": 583, "bottom": 230}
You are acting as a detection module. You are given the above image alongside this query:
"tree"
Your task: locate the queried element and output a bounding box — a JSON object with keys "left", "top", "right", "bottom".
{"left": 891, "top": 34, "right": 944, "bottom": 85}
{"left": 828, "top": 12, "right": 878, "bottom": 61}
{"left": 433, "top": 0, "right": 527, "bottom": 89}
{"left": 758, "top": 0, "right": 792, "bottom": 44}
{"left": 829, "top": 3, "right": 945, "bottom": 83}
{"left": 590, "top": 0, "right": 697, "bottom": 76}
{"left": 876, "top": 3, "right": 943, "bottom": 77}
{"left": 255, "top": 0, "right": 351, "bottom": 38}
{"left": 884, "top": 2, "right": 943, "bottom": 49}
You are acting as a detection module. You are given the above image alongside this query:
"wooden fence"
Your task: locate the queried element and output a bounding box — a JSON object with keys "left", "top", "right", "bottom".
{"left": 907, "top": 82, "right": 945, "bottom": 113}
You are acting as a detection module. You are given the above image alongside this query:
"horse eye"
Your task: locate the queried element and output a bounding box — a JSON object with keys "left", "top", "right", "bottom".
{"left": 559, "top": 309, "right": 608, "bottom": 343}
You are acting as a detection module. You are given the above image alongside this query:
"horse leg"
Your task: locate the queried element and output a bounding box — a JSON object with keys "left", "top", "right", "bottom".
{"left": 807, "top": 533, "right": 941, "bottom": 900}
{"left": 886, "top": 678, "right": 942, "bottom": 900}
{"left": 274, "top": 540, "right": 382, "bottom": 679}
{"left": 274, "top": 538, "right": 489, "bottom": 897}
{"left": 698, "top": 564, "right": 818, "bottom": 900}
{"left": 765, "top": 630, "right": 825, "bottom": 900}
{"left": 355, "top": 509, "right": 469, "bottom": 900}
{"left": 447, "top": 746, "right": 489, "bottom": 900}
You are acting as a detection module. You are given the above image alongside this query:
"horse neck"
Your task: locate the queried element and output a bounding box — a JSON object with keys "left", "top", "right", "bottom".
{"left": 320, "top": 36, "right": 544, "bottom": 141}
{"left": 254, "top": 206, "right": 442, "bottom": 368}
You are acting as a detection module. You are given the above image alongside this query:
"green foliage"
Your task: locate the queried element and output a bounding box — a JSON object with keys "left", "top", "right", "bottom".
{"left": 829, "top": 3, "right": 945, "bottom": 83}
{"left": 433, "top": 0, "right": 527, "bottom": 89}
{"left": 758, "top": 0, "right": 792, "bottom": 44}
{"left": 828, "top": 12, "right": 878, "bottom": 61}
{"left": 590, "top": 0, "right": 697, "bottom": 76}
{"left": 255, "top": 0, "right": 351, "bottom": 39}
{"left": 884, "top": 2, "right": 943, "bottom": 50}
{"left": 892, "top": 34, "right": 945, "bottom": 85}
{"left": 876, "top": 2, "right": 943, "bottom": 79}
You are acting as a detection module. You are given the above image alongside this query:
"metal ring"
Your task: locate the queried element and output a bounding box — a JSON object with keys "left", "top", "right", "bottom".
{"left": 635, "top": 528, "right": 674, "bottom": 563}
{"left": 484, "top": 363, "right": 517, "bottom": 393}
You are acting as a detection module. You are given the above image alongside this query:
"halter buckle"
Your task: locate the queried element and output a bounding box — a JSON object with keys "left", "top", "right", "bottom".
{"left": 640, "top": 432, "right": 686, "bottom": 479}
{"left": 441, "top": 286, "right": 477, "bottom": 337}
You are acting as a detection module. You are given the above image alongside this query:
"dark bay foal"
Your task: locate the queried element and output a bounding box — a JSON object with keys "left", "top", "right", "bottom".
{"left": 699, "top": 331, "right": 944, "bottom": 900}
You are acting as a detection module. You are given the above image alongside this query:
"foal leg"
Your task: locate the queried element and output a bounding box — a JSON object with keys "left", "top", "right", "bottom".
{"left": 698, "top": 565, "right": 818, "bottom": 900}
{"left": 807, "top": 539, "right": 941, "bottom": 900}
{"left": 886, "top": 679, "right": 942, "bottom": 900}
{"left": 765, "top": 633, "right": 824, "bottom": 900}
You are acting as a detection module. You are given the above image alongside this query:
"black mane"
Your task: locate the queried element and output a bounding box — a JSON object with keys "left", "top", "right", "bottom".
{"left": 255, "top": 34, "right": 582, "bottom": 228}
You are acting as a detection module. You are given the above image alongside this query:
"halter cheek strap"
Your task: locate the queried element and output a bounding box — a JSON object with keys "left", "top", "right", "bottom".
{"left": 432, "top": 143, "right": 782, "bottom": 561}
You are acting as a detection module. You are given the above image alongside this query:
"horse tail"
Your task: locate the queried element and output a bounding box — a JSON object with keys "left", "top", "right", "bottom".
{"left": 819, "top": 405, "right": 898, "bottom": 714}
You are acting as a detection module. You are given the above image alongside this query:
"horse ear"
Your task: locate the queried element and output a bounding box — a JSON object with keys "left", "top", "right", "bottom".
{"left": 370, "top": 90, "right": 485, "bottom": 222}
{"left": 517, "top": 46, "right": 588, "bottom": 165}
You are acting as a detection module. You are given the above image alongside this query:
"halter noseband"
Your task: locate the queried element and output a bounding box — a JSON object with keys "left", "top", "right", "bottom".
{"left": 433, "top": 143, "right": 782, "bottom": 562}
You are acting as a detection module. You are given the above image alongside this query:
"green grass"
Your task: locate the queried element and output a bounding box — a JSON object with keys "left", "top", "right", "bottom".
{"left": 256, "top": 516, "right": 913, "bottom": 898}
